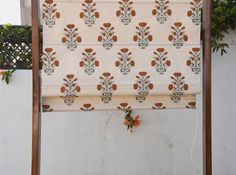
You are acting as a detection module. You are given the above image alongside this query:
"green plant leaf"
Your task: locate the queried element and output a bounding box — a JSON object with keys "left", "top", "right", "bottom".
{"left": 211, "top": 0, "right": 236, "bottom": 55}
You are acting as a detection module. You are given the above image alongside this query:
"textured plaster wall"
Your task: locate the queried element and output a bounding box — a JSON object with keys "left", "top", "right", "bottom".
{"left": 0, "top": 31, "right": 236, "bottom": 175}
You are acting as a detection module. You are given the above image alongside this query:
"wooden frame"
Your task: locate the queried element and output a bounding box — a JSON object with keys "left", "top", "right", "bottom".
{"left": 31, "top": 0, "right": 41, "bottom": 175}
{"left": 31, "top": 0, "right": 212, "bottom": 175}
{"left": 202, "top": 0, "right": 212, "bottom": 175}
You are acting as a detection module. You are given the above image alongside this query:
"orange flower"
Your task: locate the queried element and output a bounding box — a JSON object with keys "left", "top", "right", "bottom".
{"left": 123, "top": 112, "right": 141, "bottom": 133}
{"left": 0, "top": 71, "right": 6, "bottom": 76}
{"left": 134, "top": 116, "right": 140, "bottom": 127}
{"left": 123, "top": 119, "right": 128, "bottom": 125}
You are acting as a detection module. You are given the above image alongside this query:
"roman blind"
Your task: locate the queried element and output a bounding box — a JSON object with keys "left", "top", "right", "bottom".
{"left": 41, "top": 0, "right": 202, "bottom": 112}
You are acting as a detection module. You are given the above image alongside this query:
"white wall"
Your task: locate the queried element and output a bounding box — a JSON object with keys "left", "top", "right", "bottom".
{"left": 20, "top": 0, "right": 31, "bottom": 25}
{"left": 0, "top": 32, "right": 236, "bottom": 175}
{"left": 0, "top": 0, "right": 21, "bottom": 25}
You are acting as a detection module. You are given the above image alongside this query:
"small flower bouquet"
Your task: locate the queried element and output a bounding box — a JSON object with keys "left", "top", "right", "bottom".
{"left": 123, "top": 110, "right": 140, "bottom": 133}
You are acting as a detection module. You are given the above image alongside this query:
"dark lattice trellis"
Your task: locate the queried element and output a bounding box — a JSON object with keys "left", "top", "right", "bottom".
{"left": 0, "top": 25, "right": 40, "bottom": 69}
{"left": 0, "top": 41, "right": 32, "bottom": 69}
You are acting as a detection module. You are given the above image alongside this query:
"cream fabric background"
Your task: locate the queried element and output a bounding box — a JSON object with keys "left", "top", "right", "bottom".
{"left": 41, "top": 0, "right": 202, "bottom": 111}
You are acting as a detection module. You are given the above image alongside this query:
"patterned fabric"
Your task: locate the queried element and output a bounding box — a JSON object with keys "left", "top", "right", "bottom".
{"left": 41, "top": 0, "right": 202, "bottom": 112}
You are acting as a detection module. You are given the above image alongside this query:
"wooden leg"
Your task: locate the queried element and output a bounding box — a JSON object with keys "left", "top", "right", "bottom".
{"left": 31, "top": 0, "right": 41, "bottom": 175}
{"left": 202, "top": 0, "right": 212, "bottom": 175}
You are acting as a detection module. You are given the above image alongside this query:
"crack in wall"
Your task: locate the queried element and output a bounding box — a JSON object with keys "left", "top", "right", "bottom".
{"left": 100, "top": 113, "right": 113, "bottom": 175}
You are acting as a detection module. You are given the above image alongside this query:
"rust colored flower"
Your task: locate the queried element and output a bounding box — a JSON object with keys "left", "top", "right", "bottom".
{"left": 97, "top": 72, "right": 117, "bottom": 103}
{"left": 133, "top": 22, "right": 153, "bottom": 49}
{"left": 116, "top": 0, "right": 136, "bottom": 25}
{"left": 80, "top": 0, "right": 100, "bottom": 27}
{"left": 0, "top": 70, "right": 6, "bottom": 76}
{"left": 123, "top": 110, "right": 140, "bottom": 133}
{"left": 187, "top": 0, "right": 202, "bottom": 25}
{"left": 98, "top": 23, "right": 117, "bottom": 50}
{"left": 123, "top": 119, "right": 128, "bottom": 125}
{"left": 62, "top": 24, "right": 82, "bottom": 51}
{"left": 151, "top": 48, "right": 171, "bottom": 74}
{"left": 152, "top": 0, "right": 172, "bottom": 24}
{"left": 134, "top": 116, "right": 140, "bottom": 127}
{"left": 115, "top": 48, "right": 135, "bottom": 75}
{"left": 168, "top": 22, "right": 188, "bottom": 49}
{"left": 60, "top": 74, "right": 80, "bottom": 105}
{"left": 80, "top": 48, "right": 99, "bottom": 75}
{"left": 134, "top": 72, "right": 153, "bottom": 103}
{"left": 42, "top": 48, "right": 59, "bottom": 75}
{"left": 43, "top": 0, "right": 60, "bottom": 27}
{"left": 168, "top": 72, "right": 189, "bottom": 103}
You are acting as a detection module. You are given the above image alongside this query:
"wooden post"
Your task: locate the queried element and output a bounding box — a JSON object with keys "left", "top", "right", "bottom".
{"left": 202, "top": 0, "right": 212, "bottom": 175}
{"left": 31, "top": 0, "right": 41, "bottom": 175}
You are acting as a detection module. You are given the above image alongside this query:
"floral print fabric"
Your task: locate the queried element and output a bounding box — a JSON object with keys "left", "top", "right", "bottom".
{"left": 41, "top": 0, "right": 202, "bottom": 112}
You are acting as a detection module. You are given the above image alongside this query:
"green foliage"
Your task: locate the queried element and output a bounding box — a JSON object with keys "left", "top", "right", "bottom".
{"left": 0, "top": 24, "right": 32, "bottom": 43}
{"left": 0, "top": 70, "right": 15, "bottom": 84}
{"left": 0, "top": 24, "right": 32, "bottom": 67}
{"left": 212, "top": 0, "right": 236, "bottom": 55}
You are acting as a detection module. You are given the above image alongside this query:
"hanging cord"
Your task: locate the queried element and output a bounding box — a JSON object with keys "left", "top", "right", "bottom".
{"left": 190, "top": 109, "right": 201, "bottom": 167}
